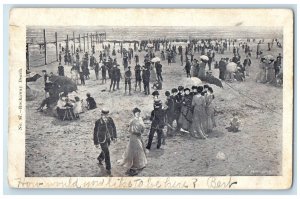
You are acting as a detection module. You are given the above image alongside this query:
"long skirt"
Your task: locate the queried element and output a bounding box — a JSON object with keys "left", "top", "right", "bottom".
{"left": 256, "top": 68, "right": 266, "bottom": 83}
{"left": 178, "top": 106, "right": 193, "bottom": 131}
{"left": 206, "top": 106, "right": 216, "bottom": 132}
{"left": 192, "top": 108, "right": 208, "bottom": 138}
{"left": 119, "top": 134, "right": 147, "bottom": 170}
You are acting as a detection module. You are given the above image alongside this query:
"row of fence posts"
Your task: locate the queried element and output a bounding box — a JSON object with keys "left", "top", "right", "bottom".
{"left": 26, "top": 29, "right": 107, "bottom": 69}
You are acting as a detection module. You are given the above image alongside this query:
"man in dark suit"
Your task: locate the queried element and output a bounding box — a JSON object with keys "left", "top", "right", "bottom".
{"left": 93, "top": 108, "right": 117, "bottom": 175}
{"left": 142, "top": 66, "right": 151, "bottom": 95}
{"left": 146, "top": 99, "right": 165, "bottom": 150}
{"left": 155, "top": 61, "right": 163, "bottom": 81}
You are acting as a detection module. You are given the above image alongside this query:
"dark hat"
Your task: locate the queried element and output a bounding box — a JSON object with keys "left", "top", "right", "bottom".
{"left": 42, "top": 70, "right": 47, "bottom": 73}
{"left": 203, "top": 84, "right": 209, "bottom": 89}
{"left": 171, "top": 88, "right": 178, "bottom": 93}
{"left": 184, "top": 88, "right": 190, "bottom": 92}
{"left": 191, "top": 86, "right": 198, "bottom": 90}
{"left": 178, "top": 86, "right": 184, "bottom": 91}
{"left": 152, "top": 90, "right": 159, "bottom": 96}
{"left": 101, "top": 108, "right": 109, "bottom": 115}
{"left": 197, "top": 86, "right": 203, "bottom": 93}
{"left": 165, "top": 91, "right": 171, "bottom": 96}
{"left": 132, "top": 107, "right": 141, "bottom": 114}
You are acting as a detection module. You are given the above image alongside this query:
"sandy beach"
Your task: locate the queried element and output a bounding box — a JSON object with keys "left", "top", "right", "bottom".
{"left": 25, "top": 38, "right": 283, "bottom": 177}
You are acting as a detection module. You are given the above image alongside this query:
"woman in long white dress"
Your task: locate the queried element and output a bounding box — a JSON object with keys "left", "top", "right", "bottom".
{"left": 118, "top": 108, "right": 147, "bottom": 175}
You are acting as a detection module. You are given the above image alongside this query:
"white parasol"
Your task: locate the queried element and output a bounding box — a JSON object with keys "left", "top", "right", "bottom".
{"left": 151, "top": 57, "right": 161, "bottom": 62}
{"left": 226, "top": 62, "right": 238, "bottom": 73}
{"left": 200, "top": 55, "right": 209, "bottom": 61}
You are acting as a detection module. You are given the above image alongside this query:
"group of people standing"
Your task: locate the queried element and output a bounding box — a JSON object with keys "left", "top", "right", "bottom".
{"left": 92, "top": 83, "right": 217, "bottom": 176}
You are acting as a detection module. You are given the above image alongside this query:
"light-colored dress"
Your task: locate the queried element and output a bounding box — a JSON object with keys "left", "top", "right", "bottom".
{"left": 191, "top": 94, "right": 208, "bottom": 138}
{"left": 206, "top": 93, "right": 216, "bottom": 132}
{"left": 150, "top": 64, "right": 157, "bottom": 83}
{"left": 256, "top": 62, "right": 267, "bottom": 83}
{"left": 119, "top": 117, "right": 147, "bottom": 170}
{"left": 73, "top": 101, "right": 83, "bottom": 115}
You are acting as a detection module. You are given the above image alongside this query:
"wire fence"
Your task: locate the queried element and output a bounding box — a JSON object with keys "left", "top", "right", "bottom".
{"left": 26, "top": 29, "right": 106, "bottom": 69}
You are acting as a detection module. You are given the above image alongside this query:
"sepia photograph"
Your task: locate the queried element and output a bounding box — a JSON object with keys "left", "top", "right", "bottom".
{"left": 8, "top": 8, "right": 293, "bottom": 189}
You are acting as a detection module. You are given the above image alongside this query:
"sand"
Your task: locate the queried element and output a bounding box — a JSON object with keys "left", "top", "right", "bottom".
{"left": 25, "top": 40, "right": 283, "bottom": 177}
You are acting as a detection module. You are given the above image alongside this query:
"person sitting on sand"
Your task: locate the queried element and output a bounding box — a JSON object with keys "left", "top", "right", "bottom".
{"left": 86, "top": 93, "right": 97, "bottom": 110}
{"left": 226, "top": 113, "right": 241, "bottom": 132}
{"left": 152, "top": 80, "right": 162, "bottom": 91}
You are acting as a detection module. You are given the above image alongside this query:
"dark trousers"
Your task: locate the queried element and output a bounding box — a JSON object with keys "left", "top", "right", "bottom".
{"left": 95, "top": 71, "right": 99, "bottom": 80}
{"left": 110, "top": 79, "right": 116, "bottom": 91}
{"left": 157, "top": 72, "right": 163, "bottom": 81}
{"left": 97, "top": 141, "right": 111, "bottom": 170}
{"left": 208, "top": 60, "right": 212, "bottom": 70}
{"left": 143, "top": 81, "right": 150, "bottom": 95}
{"left": 125, "top": 79, "right": 131, "bottom": 92}
{"left": 146, "top": 127, "right": 163, "bottom": 150}
{"left": 186, "top": 70, "right": 191, "bottom": 78}
{"left": 135, "top": 80, "right": 141, "bottom": 91}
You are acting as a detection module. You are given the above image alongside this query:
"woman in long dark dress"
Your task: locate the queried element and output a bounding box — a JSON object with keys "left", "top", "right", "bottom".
{"left": 178, "top": 88, "right": 193, "bottom": 133}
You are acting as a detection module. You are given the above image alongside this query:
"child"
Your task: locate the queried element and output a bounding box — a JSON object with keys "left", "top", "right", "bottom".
{"left": 152, "top": 80, "right": 162, "bottom": 90}
{"left": 227, "top": 113, "right": 241, "bottom": 132}
{"left": 73, "top": 96, "right": 83, "bottom": 118}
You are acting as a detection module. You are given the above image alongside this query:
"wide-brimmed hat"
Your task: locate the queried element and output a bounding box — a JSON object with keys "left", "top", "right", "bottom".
{"left": 171, "top": 88, "right": 178, "bottom": 93}
{"left": 101, "top": 108, "right": 109, "bottom": 115}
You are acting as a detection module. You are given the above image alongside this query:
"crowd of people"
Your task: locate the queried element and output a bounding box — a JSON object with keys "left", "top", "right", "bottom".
{"left": 33, "top": 36, "right": 283, "bottom": 177}
{"left": 92, "top": 83, "right": 217, "bottom": 176}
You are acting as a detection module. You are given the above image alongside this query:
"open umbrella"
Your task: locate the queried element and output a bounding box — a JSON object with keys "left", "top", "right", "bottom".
{"left": 200, "top": 55, "right": 209, "bottom": 61}
{"left": 26, "top": 73, "right": 42, "bottom": 82}
{"left": 200, "top": 73, "right": 223, "bottom": 88}
{"left": 226, "top": 62, "right": 238, "bottom": 73}
{"left": 151, "top": 57, "right": 161, "bottom": 62}
{"left": 181, "top": 77, "right": 202, "bottom": 88}
{"left": 147, "top": 43, "right": 153, "bottom": 48}
{"left": 49, "top": 75, "right": 77, "bottom": 93}
{"left": 262, "top": 55, "right": 275, "bottom": 64}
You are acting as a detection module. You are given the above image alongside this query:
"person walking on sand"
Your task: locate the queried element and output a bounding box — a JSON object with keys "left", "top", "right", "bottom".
{"left": 146, "top": 99, "right": 165, "bottom": 151}
{"left": 124, "top": 66, "right": 132, "bottom": 95}
{"left": 94, "top": 108, "right": 117, "bottom": 175}
{"left": 134, "top": 64, "right": 142, "bottom": 91}
{"left": 117, "top": 108, "right": 147, "bottom": 176}
{"left": 94, "top": 61, "right": 100, "bottom": 80}
{"left": 101, "top": 63, "right": 107, "bottom": 84}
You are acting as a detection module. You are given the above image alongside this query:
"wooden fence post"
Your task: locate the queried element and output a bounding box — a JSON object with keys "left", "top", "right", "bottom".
{"left": 43, "top": 29, "right": 47, "bottom": 65}
{"left": 26, "top": 43, "right": 29, "bottom": 70}
{"left": 55, "top": 32, "right": 58, "bottom": 61}
{"left": 83, "top": 35, "right": 85, "bottom": 52}
{"left": 73, "top": 32, "right": 75, "bottom": 54}
{"left": 87, "top": 33, "right": 89, "bottom": 51}
{"left": 79, "top": 34, "right": 81, "bottom": 52}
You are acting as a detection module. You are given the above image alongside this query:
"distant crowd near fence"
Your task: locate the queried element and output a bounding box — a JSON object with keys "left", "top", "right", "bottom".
{"left": 26, "top": 29, "right": 106, "bottom": 69}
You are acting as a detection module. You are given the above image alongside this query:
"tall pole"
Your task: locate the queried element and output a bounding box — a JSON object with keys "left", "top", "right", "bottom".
{"left": 55, "top": 32, "right": 58, "bottom": 61}
{"left": 26, "top": 43, "right": 29, "bottom": 70}
{"left": 83, "top": 35, "right": 85, "bottom": 52}
{"left": 66, "top": 34, "right": 69, "bottom": 55}
{"left": 79, "top": 34, "right": 81, "bottom": 52}
{"left": 91, "top": 34, "right": 93, "bottom": 47}
{"left": 87, "top": 33, "right": 89, "bottom": 51}
{"left": 73, "top": 31, "right": 75, "bottom": 54}
{"left": 43, "top": 29, "right": 47, "bottom": 65}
